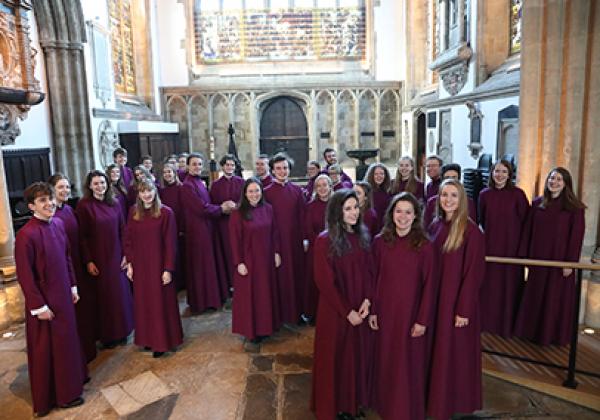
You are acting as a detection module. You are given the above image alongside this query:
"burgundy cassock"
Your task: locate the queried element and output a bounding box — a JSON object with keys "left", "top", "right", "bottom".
{"left": 15, "top": 217, "right": 87, "bottom": 414}
{"left": 362, "top": 207, "right": 379, "bottom": 238}
{"left": 113, "top": 188, "right": 128, "bottom": 221}
{"left": 303, "top": 176, "right": 317, "bottom": 200}
{"left": 372, "top": 188, "right": 391, "bottom": 230}
{"left": 210, "top": 175, "right": 244, "bottom": 291}
{"left": 425, "top": 177, "right": 441, "bottom": 202}
{"left": 126, "top": 184, "right": 138, "bottom": 208}
{"left": 513, "top": 196, "right": 585, "bottom": 346}
{"left": 121, "top": 165, "right": 134, "bottom": 190}
{"left": 54, "top": 204, "right": 97, "bottom": 363}
{"left": 478, "top": 186, "right": 529, "bottom": 337}
{"left": 426, "top": 219, "right": 485, "bottom": 420}
{"left": 76, "top": 197, "right": 134, "bottom": 344}
{"left": 332, "top": 180, "right": 353, "bottom": 191}
{"left": 159, "top": 182, "right": 186, "bottom": 290}
{"left": 260, "top": 174, "right": 273, "bottom": 188}
{"left": 264, "top": 181, "right": 306, "bottom": 323}
{"left": 229, "top": 204, "right": 281, "bottom": 339}
{"left": 371, "top": 234, "right": 439, "bottom": 420}
{"left": 303, "top": 198, "right": 328, "bottom": 319}
{"left": 322, "top": 167, "right": 353, "bottom": 185}
{"left": 177, "top": 168, "right": 187, "bottom": 182}
{"left": 124, "top": 206, "right": 183, "bottom": 352}
{"left": 311, "top": 232, "right": 372, "bottom": 420}
{"left": 391, "top": 179, "right": 425, "bottom": 202}
{"left": 423, "top": 195, "right": 477, "bottom": 229}
{"left": 181, "top": 175, "right": 228, "bottom": 312}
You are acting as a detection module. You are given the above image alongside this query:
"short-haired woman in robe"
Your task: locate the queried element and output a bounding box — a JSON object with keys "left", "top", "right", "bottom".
{"left": 229, "top": 178, "right": 282, "bottom": 344}
{"left": 369, "top": 192, "right": 438, "bottom": 420}
{"left": 426, "top": 179, "right": 485, "bottom": 420}
{"left": 311, "top": 189, "right": 373, "bottom": 420}
{"left": 124, "top": 180, "right": 183, "bottom": 358}
{"left": 514, "top": 167, "right": 586, "bottom": 346}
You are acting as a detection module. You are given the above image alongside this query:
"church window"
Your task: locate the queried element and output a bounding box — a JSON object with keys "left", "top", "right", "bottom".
{"left": 510, "top": 0, "right": 522, "bottom": 54}
{"left": 108, "top": 0, "right": 137, "bottom": 96}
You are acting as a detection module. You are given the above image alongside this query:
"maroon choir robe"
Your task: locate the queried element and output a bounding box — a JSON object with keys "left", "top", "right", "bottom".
{"left": 15, "top": 217, "right": 87, "bottom": 415}
{"left": 371, "top": 235, "right": 439, "bottom": 420}
{"left": 126, "top": 184, "right": 138, "bottom": 208}
{"left": 478, "top": 186, "right": 529, "bottom": 337}
{"left": 177, "top": 168, "right": 187, "bottom": 182}
{"left": 391, "top": 178, "right": 425, "bottom": 203}
{"left": 121, "top": 165, "right": 134, "bottom": 190}
{"left": 76, "top": 197, "right": 133, "bottom": 343}
{"left": 362, "top": 207, "right": 379, "bottom": 238}
{"left": 264, "top": 181, "right": 306, "bottom": 323}
{"left": 303, "top": 176, "right": 317, "bottom": 200}
{"left": 159, "top": 182, "right": 186, "bottom": 290}
{"left": 54, "top": 204, "right": 97, "bottom": 363}
{"left": 113, "top": 189, "right": 128, "bottom": 221}
{"left": 423, "top": 195, "right": 477, "bottom": 229}
{"left": 181, "top": 175, "right": 227, "bottom": 312}
{"left": 229, "top": 204, "right": 281, "bottom": 339}
{"left": 124, "top": 206, "right": 183, "bottom": 352}
{"left": 322, "top": 167, "right": 353, "bottom": 185}
{"left": 513, "top": 197, "right": 585, "bottom": 346}
{"left": 332, "top": 180, "right": 353, "bottom": 191}
{"left": 372, "top": 188, "right": 391, "bottom": 230}
{"left": 426, "top": 219, "right": 485, "bottom": 420}
{"left": 303, "top": 198, "right": 328, "bottom": 319}
{"left": 425, "top": 177, "right": 441, "bottom": 202}
{"left": 210, "top": 175, "right": 244, "bottom": 291}
{"left": 311, "top": 232, "right": 372, "bottom": 419}
{"left": 260, "top": 174, "right": 273, "bottom": 188}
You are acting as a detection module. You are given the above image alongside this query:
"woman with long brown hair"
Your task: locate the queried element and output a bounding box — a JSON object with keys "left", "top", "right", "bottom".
{"left": 514, "top": 167, "right": 586, "bottom": 346}
{"left": 353, "top": 181, "right": 379, "bottom": 237}
{"left": 369, "top": 192, "right": 438, "bottom": 420}
{"left": 311, "top": 189, "right": 372, "bottom": 420}
{"left": 124, "top": 180, "right": 182, "bottom": 358}
{"left": 160, "top": 163, "right": 185, "bottom": 290}
{"left": 390, "top": 156, "right": 424, "bottom": 202}
{"left": 106, "top": 163, "right": 129, "bottom": 220}
{"left": 478, "top": 160, "right": 529, "bottom": 337}
{"left": 426, "top": 179, "right": 485, "bottom": 420}
{"left": 364, "top": 162, "right": 392, "bottom": 230}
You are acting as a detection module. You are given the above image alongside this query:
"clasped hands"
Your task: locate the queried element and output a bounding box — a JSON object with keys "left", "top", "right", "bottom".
{"left": 347, "top": 299, "right": 370, "bottom": 326}
{"left": 220, "top": 200, "right": 236, "bottom": 214}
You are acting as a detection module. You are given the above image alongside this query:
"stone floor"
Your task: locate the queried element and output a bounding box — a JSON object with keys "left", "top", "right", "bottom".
{"left": 1, "top": 301, "right": 599, "bottom": 420}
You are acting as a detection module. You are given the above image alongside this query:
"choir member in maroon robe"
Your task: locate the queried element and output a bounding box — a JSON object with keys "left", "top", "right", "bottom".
{"left": 365, "top": 163, "right": 392, "bottom": 229}
{"left": 426, "top": 179, "right": 485, "bottom": 420}
{"left": 141, "top": 154, "right": 159, "bottom": 187}
{"left": 303, "top": 160, "right": 321, "bottom": 199}
{"left": 514, "top": 167, "right": 586, "bottom": 346}
{"left": 177, "top": 153, "right": 189, "bottom": 182}
{"left": 113, "top": 148, "right": 134, "bottom": 191}
{"left": 390, "top": 156, "right": 425, "bottom": 203}
{"left": 369, "top": 192, "right": 438, "bottom": 420}
{"left": 303, "top": 174, "right": 332, "bottom": 321}
{"left": 255, "top": 154, "right": 273, "bottom": 188}
{"left": 16, "top": 183, "right": 86, "bottom": 417}
{"left": 124, "top": 180, "right": 183, "bottom": 357}
{"left": 160, "top": 163, "right": 186, "bottom": 290}
{"left": 353, "top": 181, "right": 379, "bottom": 238}
{"left": 127, "top": 165, "right": 153, "bottom": 207}
{"left": 264, "top": 153, "right": 306, "bottom": 323}
{"left": 106, "top": 164, "right": 129, "bottom": 220}
{"left": 479, "top": 160, "right": 529, "bottom": 337}
{"left": 210, "top": 154, "right": 245, "bottom": 292}
{"left": 423, "top": 164, "right": 477, "bottom": 228}
{"left": 322, "top": 148, "right": 353, "bottom": 185}
{"left": 77, "top": 170, "right": 134, "bottom": 348}
{"left": 328, "top": 164, "right": 353, "bottom": 191}
{"left": 425, "top": 155, "right": 443, "bottom": 201}
{"left": 181, "top": 153, "right": 236, "bottom": 313}
{"left": 311, "top": 189, "right": 373, "bottom": 420}
{"left": 49, "top": 174, "right": 97, "bottom": 363}
{"left": 230, "top": 178, "right": 282, "bottom": 343}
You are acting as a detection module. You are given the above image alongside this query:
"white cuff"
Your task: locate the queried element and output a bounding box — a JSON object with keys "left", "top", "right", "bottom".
{"left": 71, "top": 286, "right": 78, "bottom": 294}
{"left": 30, "top": 305, "right": 49, "bottom": 316}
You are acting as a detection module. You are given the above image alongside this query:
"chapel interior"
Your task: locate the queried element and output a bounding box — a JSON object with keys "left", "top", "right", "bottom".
{"left": 0, "top": 0, "right": 599, "bottom": 418}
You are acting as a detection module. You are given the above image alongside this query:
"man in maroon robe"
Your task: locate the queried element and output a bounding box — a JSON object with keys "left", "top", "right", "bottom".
{"left": 113, "top": 148, "right": 134, "bottom": 189}
{"left": 264, "top": 153, "right": 306, "bottom": 323}
{"left": 181, "top": 153, "right": 236, "bottom": 313}
{"left": 424, "top": 155, "right": 443, "bottom": 201}
{"left": 15, "top": 183, "right": 86, "bottom": 417}
{"left": 321, "top": 148, "right": 353, "bottom": 185}
{"left": 210, "top": 154, "right": 245, "bottom": 292}
{"left": 255, "top": 154, "right": 273, "bottom": 188}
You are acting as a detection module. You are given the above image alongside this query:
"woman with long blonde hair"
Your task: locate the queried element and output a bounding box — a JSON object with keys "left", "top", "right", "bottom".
{"left": 390, "top": 156, "right": 424, "bottom": 202}
{"left": 426, "top": 179, "right": 485, "bottom": 420}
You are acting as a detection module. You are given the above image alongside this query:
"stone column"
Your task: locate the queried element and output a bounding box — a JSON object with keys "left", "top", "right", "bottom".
{"left": 518, "top": 0, "right": 600, "bottom": 327}
{"left": 0, "top": 148, "right": 14, "bottom": 270}
{"left": 186, "top": 96, "right": 194, "bottom": 152}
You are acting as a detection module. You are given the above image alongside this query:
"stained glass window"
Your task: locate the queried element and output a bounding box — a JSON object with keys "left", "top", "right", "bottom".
{"left": 108, "top": 0, "right": 137, "bottom": 95}
{"left": 193, "top": 0, "right": 366, "bottom": 64}
{"left": 510, "top": 0, "right": 522, "bottom": 54}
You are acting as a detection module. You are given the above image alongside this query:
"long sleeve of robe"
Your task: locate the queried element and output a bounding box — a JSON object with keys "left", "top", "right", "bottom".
{"left": 303, "top": 199, "right": 328, "bottom": 318}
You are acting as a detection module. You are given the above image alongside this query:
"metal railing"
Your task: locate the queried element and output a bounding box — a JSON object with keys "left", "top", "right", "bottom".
{"left": 483, "top": 256, "right": 600, "bottom": 389}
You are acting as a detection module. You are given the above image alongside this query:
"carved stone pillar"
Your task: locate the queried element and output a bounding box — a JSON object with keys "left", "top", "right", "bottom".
{"left": 0, "top": 148, "right": 14, "bottom": 269}
{"left": 33, "top": 0, "right": 94, "bottom": 196}
{"left": 518, "top": 0, "right": 600, "bottom": 327}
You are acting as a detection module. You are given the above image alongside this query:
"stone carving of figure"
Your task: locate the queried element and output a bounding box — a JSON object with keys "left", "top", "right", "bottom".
{"left": 98, "top": 120, "right": 120, "bottom": 168}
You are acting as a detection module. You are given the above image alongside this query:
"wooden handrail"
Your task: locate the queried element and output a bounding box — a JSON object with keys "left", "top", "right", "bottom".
{"left": 485, "top": 256, "right": 600, "bottom": 271}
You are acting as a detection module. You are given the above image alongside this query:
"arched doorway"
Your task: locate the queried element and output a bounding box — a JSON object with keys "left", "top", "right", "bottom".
{"left": 259, "top": 96, "right": 308, "bottom": 178}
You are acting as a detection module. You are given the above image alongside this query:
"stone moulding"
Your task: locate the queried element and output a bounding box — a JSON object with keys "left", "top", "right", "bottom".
{"left": 429, "top": 42, "right": 472, "bottom": 97}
